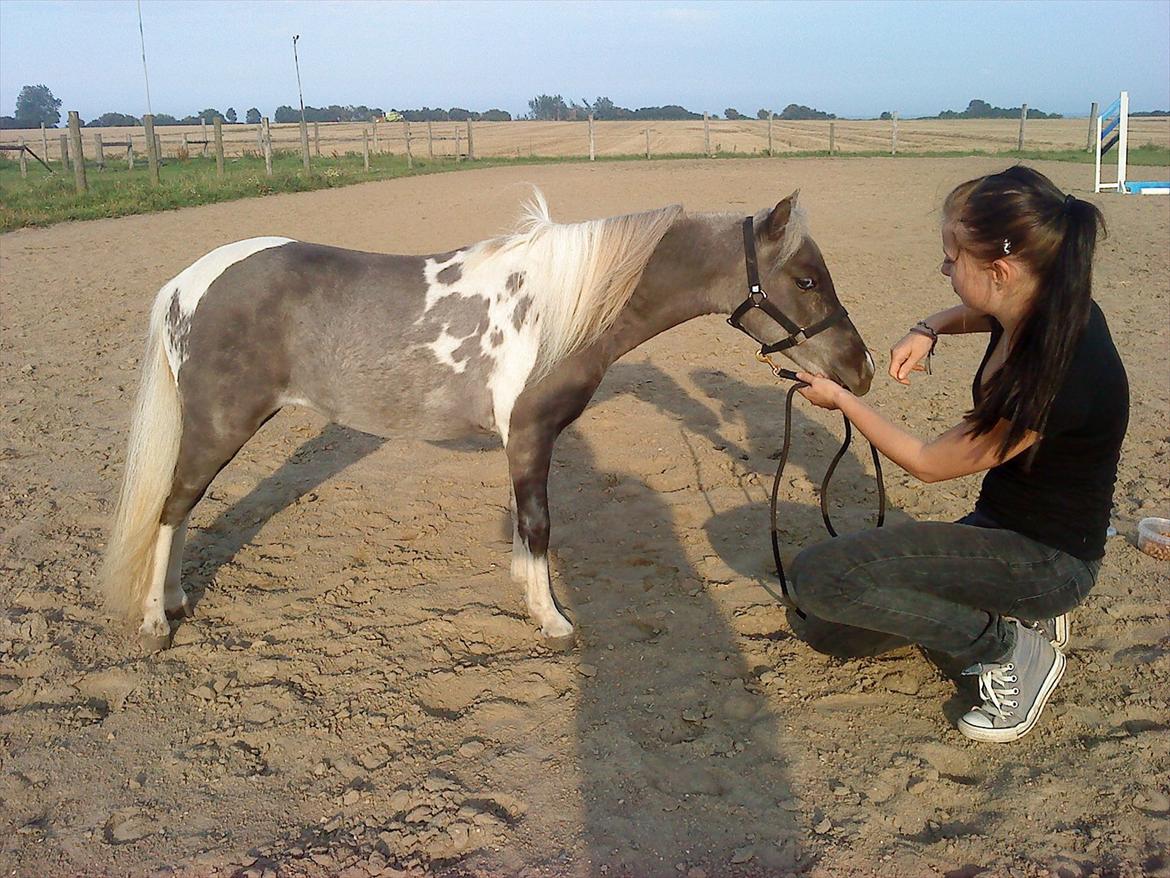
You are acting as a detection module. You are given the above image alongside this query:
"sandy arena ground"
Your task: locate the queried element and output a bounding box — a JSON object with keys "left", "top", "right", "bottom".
{"left": 1, "top": 157, "right": 1168, "bottom": 878}
{"left": 3, "top": 117, "right": 1169, "bottom": 163}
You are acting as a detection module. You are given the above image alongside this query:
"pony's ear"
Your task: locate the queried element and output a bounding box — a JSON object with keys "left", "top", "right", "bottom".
{"left": 766, "top": 190, "right": 800, "bottom": 241}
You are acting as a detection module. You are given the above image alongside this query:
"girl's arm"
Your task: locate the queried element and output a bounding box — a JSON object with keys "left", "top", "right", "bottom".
{"left": 921, "top": 304, "right": 995, "bottom": 335}
{"left": 889, "top": 305, "right": 995, "bottom": 385}
{"left": 795, "top": 374, "right": 1038, "bottom": 483}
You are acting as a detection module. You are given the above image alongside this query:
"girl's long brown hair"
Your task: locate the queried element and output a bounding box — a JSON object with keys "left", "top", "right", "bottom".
{"left": 945, "top": 166, "right": 1106, "bottom": 457}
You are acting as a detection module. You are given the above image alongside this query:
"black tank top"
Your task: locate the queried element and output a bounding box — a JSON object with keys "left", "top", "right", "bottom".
{"left": 973, "top": 302, "right": 1129, "bottom": 560}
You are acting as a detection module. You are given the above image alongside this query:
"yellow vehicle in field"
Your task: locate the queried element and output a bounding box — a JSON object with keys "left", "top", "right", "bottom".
{"left": 384, "top": 111, "right": 403, "bottom": 123}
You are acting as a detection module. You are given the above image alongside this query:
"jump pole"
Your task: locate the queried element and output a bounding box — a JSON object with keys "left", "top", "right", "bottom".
{"left": 1094, "top": 92, "right": 1129, "bottom": 194}
{"left": 1094, "top": 91, "right": 1168, "bottom": 195}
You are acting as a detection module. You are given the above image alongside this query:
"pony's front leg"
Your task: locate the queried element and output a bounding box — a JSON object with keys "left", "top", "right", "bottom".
{"left": 507, "top": 432, "right": 575, "bottom": 648}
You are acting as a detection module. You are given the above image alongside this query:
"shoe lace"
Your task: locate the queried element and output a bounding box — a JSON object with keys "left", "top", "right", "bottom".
{"left": 972, "top": 662, "right": 1021, "bottom": 718}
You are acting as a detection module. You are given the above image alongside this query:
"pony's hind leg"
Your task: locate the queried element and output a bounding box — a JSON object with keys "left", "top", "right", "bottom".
{"left": 137, "top": 397, "right": 280, "bottom": 650}
{"left": 139, "top": 514, "right": 192, "bottom": 650}
{"left": 163, "top": 515, "right": 191, "bottom": 618}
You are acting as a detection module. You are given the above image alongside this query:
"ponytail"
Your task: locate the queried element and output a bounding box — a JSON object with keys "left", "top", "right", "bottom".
{"left": 949, "top": 167, "right": 1106, "bottom": 458}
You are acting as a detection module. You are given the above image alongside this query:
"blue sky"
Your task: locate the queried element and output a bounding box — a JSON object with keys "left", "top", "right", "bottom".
{"left": 1, "top": 0, "right": 1168, "bottom": 121}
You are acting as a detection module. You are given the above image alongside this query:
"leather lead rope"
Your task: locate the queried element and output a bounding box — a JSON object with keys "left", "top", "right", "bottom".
{"left": 767, "top": 382, "right": 886, "bottom": 619}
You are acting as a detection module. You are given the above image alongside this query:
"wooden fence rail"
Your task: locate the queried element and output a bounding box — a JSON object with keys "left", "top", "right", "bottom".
{"left": 5, "top": 110, "right": 1165, "bottom": 182}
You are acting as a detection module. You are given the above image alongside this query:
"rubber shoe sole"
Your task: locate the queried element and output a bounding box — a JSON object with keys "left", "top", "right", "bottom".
{"left": 1048, "top": 615, "right": 1070, "bottom": 651}
{"left": 958, "top": 648, "right": 1066, "bottom": 743}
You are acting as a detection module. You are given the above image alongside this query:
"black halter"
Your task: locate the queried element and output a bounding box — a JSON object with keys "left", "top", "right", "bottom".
{"left": 727, "top": 216, "right": 849, "bottom": 356}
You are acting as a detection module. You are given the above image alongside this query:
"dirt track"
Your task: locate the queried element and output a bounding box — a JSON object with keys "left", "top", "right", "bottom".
{"left": 1, "top": 158, "right": 1168, "bottom": 877}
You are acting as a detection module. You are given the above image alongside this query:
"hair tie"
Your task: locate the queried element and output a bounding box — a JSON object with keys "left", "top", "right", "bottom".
{"left": 1063, "top": 194, "right": 1076, "bottom": 213}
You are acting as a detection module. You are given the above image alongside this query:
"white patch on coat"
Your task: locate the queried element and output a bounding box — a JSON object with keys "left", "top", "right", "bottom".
{"left": 426, "top": 324, "right": 475, "bottom": 373}
{"left": 417, "top": 246, "right": 542, "bottom": 445}
{"left": 160, "top": 237, "right": 294, "bottom": 374}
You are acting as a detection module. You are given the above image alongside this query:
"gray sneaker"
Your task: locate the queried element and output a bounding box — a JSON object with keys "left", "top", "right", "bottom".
{"left": 958, "top": 621, "right": 1066, "bottom": 743}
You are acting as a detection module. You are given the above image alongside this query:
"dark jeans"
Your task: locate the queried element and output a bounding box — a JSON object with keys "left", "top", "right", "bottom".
{"left": 787, "top": 511, "right": 1101, "bottom": 666}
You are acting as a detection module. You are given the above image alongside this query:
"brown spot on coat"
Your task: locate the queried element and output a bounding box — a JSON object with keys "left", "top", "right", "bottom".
{"left": 437, "top": 263, "right": 462, "bottom": 284}
{"left": 506, "top": 272, "right": 526, "bottom": 294}
{"left": 512, "top": 294, "right": 533, "bottom": 331}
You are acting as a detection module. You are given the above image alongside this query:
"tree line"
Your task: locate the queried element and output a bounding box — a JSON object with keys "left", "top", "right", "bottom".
{"left": 21, "top": 84, "right": 1166, "bottom": 131}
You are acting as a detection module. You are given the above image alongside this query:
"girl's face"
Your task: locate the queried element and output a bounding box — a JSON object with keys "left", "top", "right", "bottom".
{"left": 940, "top": 222, "right": 998, "bottom": 312}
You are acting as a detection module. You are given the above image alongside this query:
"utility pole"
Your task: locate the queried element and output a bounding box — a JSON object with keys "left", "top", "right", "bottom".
{"left": 137, "top": 0, "right": 153, "bottom": 117}
{"left": 293, "top": 34, "right": 310, "bottom": 172}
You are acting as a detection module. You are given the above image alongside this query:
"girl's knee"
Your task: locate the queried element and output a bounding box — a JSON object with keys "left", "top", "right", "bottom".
{"left": 789, "top": 539, "right": 851, "bottom": 614}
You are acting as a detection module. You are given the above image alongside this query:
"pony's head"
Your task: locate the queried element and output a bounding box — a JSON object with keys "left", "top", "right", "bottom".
{"left": 728, "top": 192, "right": 873, "bottom": 396}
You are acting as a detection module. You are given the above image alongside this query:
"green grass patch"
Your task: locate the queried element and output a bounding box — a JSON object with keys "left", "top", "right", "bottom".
{"left": 2, "top": 143, "right": 1167, "bottom": 233}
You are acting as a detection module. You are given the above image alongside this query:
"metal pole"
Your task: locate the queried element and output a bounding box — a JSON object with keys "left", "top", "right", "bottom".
{"left": 136, "top": 0, "right": 153, "bottom": 117}
{"left": 293, "top": 35, "right": 310, "bottom": 172}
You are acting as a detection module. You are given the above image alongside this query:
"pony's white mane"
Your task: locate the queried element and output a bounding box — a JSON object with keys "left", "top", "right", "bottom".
{"left": 497, "top": 189, "right": 683, "bottom": 374}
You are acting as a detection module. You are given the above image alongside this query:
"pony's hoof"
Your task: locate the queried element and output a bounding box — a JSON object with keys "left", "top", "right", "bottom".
{"left": 540, "top": 629, "right": 577, "bottom": 652}
{"left": 139, "top": 631, "right": 172, "bottom": 654}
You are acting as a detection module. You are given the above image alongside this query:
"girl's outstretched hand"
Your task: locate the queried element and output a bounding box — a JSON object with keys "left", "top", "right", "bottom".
{"left": 795, "top": 372, "right": 847, "bottom": 410}
{"left": 889, "top": 331, "right": 935, "bottom": 385}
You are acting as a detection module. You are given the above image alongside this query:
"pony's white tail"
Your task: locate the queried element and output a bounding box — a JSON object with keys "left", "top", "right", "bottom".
{"left": 100, "top": 296, "right": 182, "bottom": 620}
{"left": 517, "top": 190, "right": 683, "bottom": 374}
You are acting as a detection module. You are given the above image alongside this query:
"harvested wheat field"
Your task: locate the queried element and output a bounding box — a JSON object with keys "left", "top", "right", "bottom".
{"left": 3, "top": 117, "right": 1169, "bottom": 163}
{"left": 1, "top": 157, "right": 1168, "bottom": 878}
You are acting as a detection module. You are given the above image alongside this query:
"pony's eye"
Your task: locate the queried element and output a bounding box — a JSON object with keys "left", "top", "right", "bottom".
{"left": 795, "top": 277, "right": 816, "bottom": 291}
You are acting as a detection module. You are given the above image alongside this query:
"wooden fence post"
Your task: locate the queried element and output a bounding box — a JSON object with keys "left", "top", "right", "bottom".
{"left": 94, "top": 133, "right": 105, "bottom": 170}
{"left": 466, "top": 119, "right": 474, "bottom": 160}
{"left": 1017, "top": 104, "right": 1028, "bottom": 151}
{"left": 404, "top": 120, "right": 413, "bottom": 168}
{"left": 891, "top": 112, "right": 898, "bottom": 155}
{"left": 427, "top": 119, "right": 434, "bottom": 159}
{"left": 299, "top": 117, "right": 311, "bottom": 172}
{"left": 68, "top": 111, "right": 87, "bottom": 192}
{"left": 143, "top": 114, "right": 160, "bottom": 184}
{"left": 703, "top": 113, "right": 710, "bottom": 157}
{"left": 182, "top": 132, "right": 190, "bottom": 157}
{"left": 455, "top": 126, "right": 462, "bottom": 162}
{"left": 313, "top": 122, "right": 320, "bottom": 157}
{"left": 372, "top": 120, "right": 379, "bottom": 153}
{"left": 767, "top": 113, "right": 773, "bottom": 156}
{"left": 363, "top": 127, "right": 370, "bottom": 171}
{"left": 1086, "top": 102, "right": 1098, "bottom": 152}
{"left": 59, "top": 134, "right": 69, "bottom": 168}
{"left": 829, "top": 121, "right": 836, "bottom": 155}
{"left": 256, "top": 123, "right": 263, "bottom": 152}
{"left": 262, "top": 117, "right": 272, "bottom": 175}
{"left": 40, "top": 123, "right": 49, "bottom": 165}
{"left": 588, "top": 113, "right": 595, "bottom": 161}
{"left": 18, "top": 138, "right": 28, "bottom": 179}
{"left": 214, "top": 116, "right": 225, "bottom": 177}
{"left": 645, "top": 128, "right": 650, "bottom": 160}
{"left": 155, "top": 133, "right": 162, "bottom": 160}
{"left": 126, "top": 140, "right": 134, "bottom": 170}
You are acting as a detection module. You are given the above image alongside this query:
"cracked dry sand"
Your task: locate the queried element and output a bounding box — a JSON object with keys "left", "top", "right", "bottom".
{"left": 2, "top": 158, "right": 1168, "bottom": 877}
